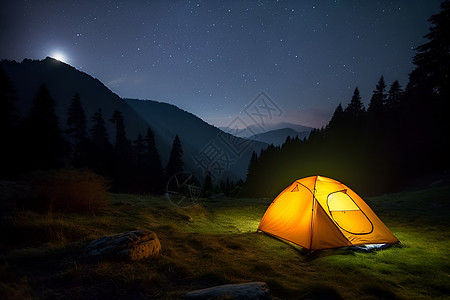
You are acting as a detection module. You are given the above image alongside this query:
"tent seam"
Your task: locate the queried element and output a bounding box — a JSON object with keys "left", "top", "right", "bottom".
{"left": 309, "top": 175, "right": 318, "bottom": 250}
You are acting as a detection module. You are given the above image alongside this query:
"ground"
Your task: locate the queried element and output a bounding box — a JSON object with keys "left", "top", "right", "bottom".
{"left": 1, "top": 183, "right": 449, "bottom": 299}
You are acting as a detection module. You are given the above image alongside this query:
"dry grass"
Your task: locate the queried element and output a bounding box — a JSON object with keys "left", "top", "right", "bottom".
{"left": 0, "top": 264, "right": 33, "bottom": 300}
{"left": 23, "top": 169, "right": 111, "bottom": 214}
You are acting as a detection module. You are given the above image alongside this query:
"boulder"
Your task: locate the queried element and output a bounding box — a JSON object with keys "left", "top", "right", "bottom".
{"left": 85, "top": 230, "right": 161, "bottom": 260}
{"left": 185, "top": 282, "right": 272, "bottom": 299}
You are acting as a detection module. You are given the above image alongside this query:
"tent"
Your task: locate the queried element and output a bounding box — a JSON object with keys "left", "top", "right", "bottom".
{"left": 258, "top": 175, "right": 399, "bottom": 251}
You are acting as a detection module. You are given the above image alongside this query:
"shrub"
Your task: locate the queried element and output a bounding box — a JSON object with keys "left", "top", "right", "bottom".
{"left": 0, "top": 264, "right": 33, "bottom": 300}
{"left": 28, "top": 169, "right": 110, "bottom": 214}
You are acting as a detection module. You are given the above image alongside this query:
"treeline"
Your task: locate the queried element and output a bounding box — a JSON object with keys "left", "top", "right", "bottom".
{"left": 244, "top": 1, "right": 449, "bottom": 197}
{"left": 0, "top": 73, "right": 242, "bottom": 196}
{"left": 0, "top": 78, "right": 184, "bottom": 193}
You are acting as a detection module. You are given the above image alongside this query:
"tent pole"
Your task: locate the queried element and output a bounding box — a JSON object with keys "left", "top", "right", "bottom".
{"left": 309, "top": 175, "right": 319, "bottom": 250}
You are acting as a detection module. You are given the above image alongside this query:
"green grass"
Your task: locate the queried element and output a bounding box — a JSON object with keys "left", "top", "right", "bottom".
{"left": 1, "top": 184, "right": 449, "bottom": 299}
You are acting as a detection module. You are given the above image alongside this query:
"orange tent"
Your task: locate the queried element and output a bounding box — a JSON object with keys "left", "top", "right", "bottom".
{"left": 258, "top": 175, "right": 399, "bottom": 251}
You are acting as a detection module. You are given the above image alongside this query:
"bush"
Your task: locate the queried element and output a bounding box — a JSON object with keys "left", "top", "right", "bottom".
{"left": 28, "top": 169, "right": 110, "bottom": 214}
{"left": 0, "top": 264, "right": 33, "bottom": 300}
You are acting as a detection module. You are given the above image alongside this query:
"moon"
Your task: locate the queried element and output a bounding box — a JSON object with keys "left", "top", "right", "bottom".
{"left": 51, "top": 50, "right": 68, "bottom": 63}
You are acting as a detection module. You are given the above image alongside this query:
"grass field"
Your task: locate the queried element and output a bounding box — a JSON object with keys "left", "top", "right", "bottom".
{"left": 1, "top": 182, "right": 449, "bottom": 299}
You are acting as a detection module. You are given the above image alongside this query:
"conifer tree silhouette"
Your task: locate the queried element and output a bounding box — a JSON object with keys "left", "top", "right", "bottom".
{"left": 166, "top": 135, "right": 184, "bottom": 180}
{"left": 21, "top": 84, "right": 69, "bottom": 171}
{"left": 110, "top": 110, "right": 132, "bottom": 155}
{"left": 387, "top": 80, "right": 403, "bottom": 109}
{"left": 131, "top": 128, "right": 164, "bottom": 193}
{"left": 327, "top": 103, "right": 344, "bottom": 130}
{"left": 368, "top": 76, "right": 387, "bottom": 114}
{"left": 132, "top": 133, "right": 147, "bottom": 192}
{"left": 409, "top": 0, "right": 450, "bottom": 99}
{"left": 203, "top": 171, "right": 213, "bottom": 197}
{"left": 345, "top": 87, "right": 365, "bottom": 118}
{"left": 89, "top": 109, "right": 113, "bottom": 176}
{"left": 403, "top": 0, "right": 450, "bottom": 173}
{"left": 0, "top": 66, "right": 16, "bottom": 136}
{"left": 145, "top": 127, "right": 164, "bottom": 193}
{"left": 66, "top": 92, "right": 89, "bottom": 167}
{"left": 134, "top": 133, "right": 146, "bottom": 166}
{"left": 0, "top": 65, "right": 19, "bottom": 178}
{"left": 90, "top": 109, "right": 110, "bottom": 149}
{"left": 246, "top": 151, "right": 258, "bottom": 181}
{"left": 110, "top": 110, "right": 133, "bottom": 191}
{"left": 244, "top": 3, "right": 450, "bottom": 197}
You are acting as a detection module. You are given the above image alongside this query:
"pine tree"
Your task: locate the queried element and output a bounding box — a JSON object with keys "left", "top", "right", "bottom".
{"left": 89, "top": 109, "right": 113, "bottom": 176}
{"left": 409, "top": 0, "right": 450, "bottom": 98}
{"left": 345, "top": 87, "right": 365, "bottom": 118}
{"left": 166, "top": 135, "right": 184, "bottom": 180}
{"left": 145, "top": 127, "right": 164, "bottom": 193}
{"left": 368, "top": 76, "right": 387, "bottom": 114}
{"left": 21, "top": 84, "right": 69, "bottom": 170}
{"left": 132, "top": 133, "right": 147, "bottom": 192}
{"left": 243, "top": 150, "right": 260, "bottom": 195}
{"left": 109, "top": 110, "right": 133, "bottom": 191}
{"left": 246, "top": 151, "right": 258, "bottom": 181}
{"left": 387, "top": 80, "right": 403, "bottom": 109}
{"left": 327, "top": 103, "right": 344, "bottom": 130}
{"left": 131, "top": 129, "right": 164, "bottom": 193}
{"left": 203, "top": 171, "right": 213, "bottom": 197}
{"left": 66, "top": 93, "right": 87, "bottom": 144}
{"left": 0, "top": 65, "right": 19, "bottom": 178}
{"left": 66, "top": 92, "right": 89, "bottom": 166}
{"left": 110, "top": 110, "right": 132, "bottom": 155}
{"left": 134, "top": 133, "right": 146, "bottom": 166}
{"left": 90, "top": 109, "right": 110, "bottom": 148}
{"left": 402, "top": 1, "right": 450, "bottom": 174}
{"left": 0, "top": 66, "right": 16, "bottom": 135}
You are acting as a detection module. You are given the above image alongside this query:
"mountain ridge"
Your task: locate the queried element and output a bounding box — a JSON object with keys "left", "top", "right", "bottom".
{"left": 219, "top": 121, "right": 313, "bottom": 138}
{"left": 249, "top": 128, "right": 310, "bottom": 146}
{"left": 1, "top": 57, "right": 266, "bottom": 181}
{"left": 125, "top": 98, "right": 268, "bottom": 181}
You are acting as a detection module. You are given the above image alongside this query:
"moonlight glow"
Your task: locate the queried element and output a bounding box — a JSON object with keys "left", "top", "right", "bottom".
{"left": 51, "top": 50, "right": 68, "bottom": 63}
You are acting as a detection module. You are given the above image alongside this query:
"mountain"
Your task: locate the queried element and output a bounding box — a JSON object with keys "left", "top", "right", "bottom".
{"left": 1, "top": 58, "right": 149, "bottom": 143}
{"left": 220, "top": 122, "right": 313, "bottom": 138}
{"left": 267, "top": 122, "right": 313, "bottom": 133}
{"left": 1, "top": 57, "right": 266, "bottom": 181}
{"left": 125, "top": 98, "right": 268, "bottom": 181}
{"left": 249, "top": 128, "right": 310, "bottom": 146}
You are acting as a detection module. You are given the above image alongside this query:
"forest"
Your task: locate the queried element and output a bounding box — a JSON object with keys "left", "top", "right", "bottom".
{"left": 0, "top": 77, "right": 174, "bottom": 194}
{"left": 1, "top": 2, "right": 449, "bottom": 199}
{"left": 245, "top": 2, "right": 449, "bottom": 197}
{"left": 0, "top": 2, "right": 449, "bottom": 300}
{"left": 0, "top": 68, "right": 242, "bottom": 197}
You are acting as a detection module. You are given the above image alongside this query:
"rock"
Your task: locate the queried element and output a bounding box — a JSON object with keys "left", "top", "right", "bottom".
{"left": 185, "top": 282, "right": 272, "bottom": 300}
{"left": 85, "top": 230, "right": 161, "bottom": 260}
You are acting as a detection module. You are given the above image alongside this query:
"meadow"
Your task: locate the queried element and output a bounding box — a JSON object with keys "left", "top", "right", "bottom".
{"left": 1, "top": 181, "right": 449, "bottom": 299}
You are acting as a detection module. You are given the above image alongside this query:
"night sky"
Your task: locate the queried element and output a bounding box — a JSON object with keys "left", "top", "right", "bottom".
{"left": 0, "top": 0, "right": 442, "bottom": 128}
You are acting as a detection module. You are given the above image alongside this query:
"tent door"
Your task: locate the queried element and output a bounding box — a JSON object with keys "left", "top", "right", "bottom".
{"left": 327, "top": 191, "right": 373, "bottom": 235}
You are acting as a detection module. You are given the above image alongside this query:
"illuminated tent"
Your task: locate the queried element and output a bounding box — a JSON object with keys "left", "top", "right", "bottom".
{"left": 258, "top": 175, "right": 399, "bottom": 251}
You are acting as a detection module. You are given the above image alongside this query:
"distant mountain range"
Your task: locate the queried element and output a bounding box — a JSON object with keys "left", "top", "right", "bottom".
{"left": 1, "top": 57, "right": 267, "bottom": 182}
{"left": 220, "top": 122, "right": 312, "bottom": 146}
{"left": 249, "top": 128, "right": 310, "bottom": 146}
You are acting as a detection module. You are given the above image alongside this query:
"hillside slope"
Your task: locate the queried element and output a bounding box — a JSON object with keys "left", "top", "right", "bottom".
{"left": 1, "top": 58, "right": 265, "bottom": 181}
{"left": 126, "top": 99, "right": 268, "bottom": 181}
{"left": 1, "top": 57, "right": 149, "bottom": 143}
